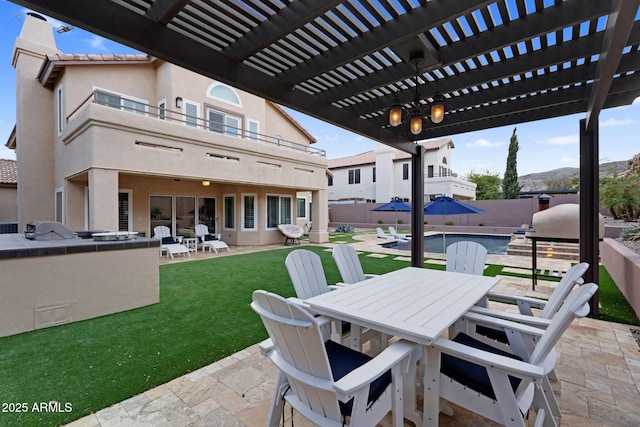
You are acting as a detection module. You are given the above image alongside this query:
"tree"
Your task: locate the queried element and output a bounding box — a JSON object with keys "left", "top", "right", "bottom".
{"left": 599, "top": 153, "right": 640, "bottom": 221}
{"left": 467, "top": 170, "right": 502, "bottom": 200}
{"left": 503, "top": 127, "right": 522, "bottom": 199}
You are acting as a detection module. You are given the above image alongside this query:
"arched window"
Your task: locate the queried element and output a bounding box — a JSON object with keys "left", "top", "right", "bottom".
{"left": 206, "top": 83, "right": 242, "bottom": 107}
{"left": 442, "top": 157, "right": 447, "bottom": 164}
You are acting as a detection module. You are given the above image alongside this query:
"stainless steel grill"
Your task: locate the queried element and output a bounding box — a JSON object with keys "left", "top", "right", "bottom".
{"left": 24, "top": 221, "right": 76, "bottom": 240}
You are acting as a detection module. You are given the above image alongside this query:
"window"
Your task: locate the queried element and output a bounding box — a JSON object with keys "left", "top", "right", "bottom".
{"left": 348, "top": 169, "right": 361, "bottom": 184}
{"left": 158, "top": 99, "right": 166, "bottom": 120}
{"left": 328, "top": 176, "right": 333, "bottom": 186}
{"left": 55, "top": 188, "right": 63, "bottom": 223}
{"left": 247, "top": 119, "right": 259, "bottom": 142}
{"left": 208, "top": 108, "right": 241, "bottom": 137}
{"left": 267, "top": 195, "right": 292, "bottom": 228}
{"left": 242, "top": 194, "right": 256, "bottom": 231}
{"left": 372, "top": 167, "right": 376, "bottom": 183}
{"left": 56, "top": 84, "right": 63, "bottom": 135}
{"left": 403, "top": 163, "right": 409, "bottom": 180}
{"left": 428, "top": 165, "right": 434, "bottom": 178}
{"left": 272, "top": 134, "right": 284, "bottom": 145}
{"left": 207, "top": 83, "right": 242, "bottom": 106}
{"left": 224, "top": 195, "right": 235, "bottom": 230}
{"left": 442, "top": 157, "right": 448, "bottom": 164}
{"left": 118, "top": 190, "right": 132, "bottom": 231}
{"left": 297, "top": 198, "right": 306, "bottom": 218}
{"left": 95, "top": 90, "right": 147, "bottom": 115}
{"left": 184, "top": 101, "right": 199, "bottom": 128}
{"left": 197, "top": 197, "right": 217, "bottom": 233}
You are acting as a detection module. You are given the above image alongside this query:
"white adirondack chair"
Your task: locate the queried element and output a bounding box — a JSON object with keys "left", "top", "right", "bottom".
{"left": 194, "top": 224, "right": 230, "bottom": 253}
{"left": 446, "top": 240, "right": 487, "bottom": 276}
{"left": 332, "top": 244, "right": 378, "bottom": 284}
{"left": 153, "top": 225, "right": 190, "bottom": 259}
{"left": 285, "top": 249, "right": 382, "bottom": 352}
{"left": 431, "top": 283, "right": 598, "bottom": 425}
{"left": 251, "top": 290, "right": 417, "bottom": 427}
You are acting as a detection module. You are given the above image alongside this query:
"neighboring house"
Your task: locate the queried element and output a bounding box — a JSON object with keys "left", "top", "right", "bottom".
{"left": 328, "top": 139, "right": 476, "bottom": 204}
{"left": 8, "top": 14, "right": 329, "bottom": 245}
{"left": 0, "top": 157, "right": 18, "bottom": 224}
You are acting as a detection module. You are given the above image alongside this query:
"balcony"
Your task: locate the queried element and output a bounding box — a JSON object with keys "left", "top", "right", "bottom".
{"left": 66, "top": 90, "right": 326, "bottom": 158}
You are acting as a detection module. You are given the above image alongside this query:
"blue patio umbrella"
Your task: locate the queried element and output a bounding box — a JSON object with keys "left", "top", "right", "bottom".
{"left": 371, "top": 198, "right": 412, "bottom": 226}
{"left": 423, "top": 196, "right": 484, "bottom": 251}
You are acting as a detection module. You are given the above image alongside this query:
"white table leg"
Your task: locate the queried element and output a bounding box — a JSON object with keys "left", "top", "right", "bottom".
{"left": 423, "top": 345, "right": 441, "bottom": 427}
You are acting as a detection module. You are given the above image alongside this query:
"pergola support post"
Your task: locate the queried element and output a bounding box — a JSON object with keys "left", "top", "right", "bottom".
{"left": 411, "top": 145, "right": 425, "bottom": 268}
{"left": 579, "top": 118, "right": 600, "bottom": 316}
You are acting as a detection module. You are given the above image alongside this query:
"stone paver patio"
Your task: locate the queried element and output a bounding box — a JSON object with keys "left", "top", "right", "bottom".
{"left": 66, "top": 233, "right": 640, "bottom": 426}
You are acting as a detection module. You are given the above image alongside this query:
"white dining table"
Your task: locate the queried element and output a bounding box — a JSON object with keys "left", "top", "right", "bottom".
{"left": 304, "top": 266, "right": 500, "bottom": 427}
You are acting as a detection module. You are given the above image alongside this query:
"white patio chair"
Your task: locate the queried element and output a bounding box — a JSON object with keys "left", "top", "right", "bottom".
{"left": 153, "top": 225, "right": 188, "bottom": 258}
{"left": 455, "top": 262, "right": 589, "bottom": 383}
{"left": 376, "top": 227, "right": 395, "bottom": 240}
{"left": 332, "top": 244, "right": 378, "bottom": 284}
{"left": 388, "top": 226, "right": 411, "bottom": 241}
{"left": 194, "top": 224, "right": 230, "bottom": 253}
{"left": 251, "top": 290, "right": 418, "bottom": 427}
{"left": 428, "top": 283, "right": 598, "bottom": 426}
{"left": 445, "top": 240, "right": 487, "bottom": 276}
{"left": 285, "top": 249, "right": 382, "bottom": 352}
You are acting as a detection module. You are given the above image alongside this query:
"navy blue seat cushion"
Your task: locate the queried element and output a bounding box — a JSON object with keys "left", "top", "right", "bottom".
{"left": 324, "top": 340, "right": 391, "bottom": 417}
{"left": 204, "top": 234, "right": 218, "bottom": 241}
{"left": 161, "top": 236, "right": 176, "bottom": 244}
{"left": 441, "top": 333, "right": 523, "bottom": 400}
{"left": 475, "top": 325, "right": 509, "bottom": 343}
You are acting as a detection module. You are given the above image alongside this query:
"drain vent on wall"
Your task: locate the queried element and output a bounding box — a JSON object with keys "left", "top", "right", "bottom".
{"left": 35, "top": 304, "right": 71, "bottom": 329}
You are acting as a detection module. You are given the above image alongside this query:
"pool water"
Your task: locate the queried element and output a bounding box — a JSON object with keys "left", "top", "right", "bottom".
{"left": 382, "top": 233, "right": 510, "bottom": 254}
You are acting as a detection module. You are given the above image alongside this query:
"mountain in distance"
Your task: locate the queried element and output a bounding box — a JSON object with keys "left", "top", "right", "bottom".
{"left": 518, "top": 161, "right": 628, "bottom": 191}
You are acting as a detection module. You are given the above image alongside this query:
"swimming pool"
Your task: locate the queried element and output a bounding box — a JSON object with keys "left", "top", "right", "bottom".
{"left": 382, "top": 233, "right": 511, "bottom": 254}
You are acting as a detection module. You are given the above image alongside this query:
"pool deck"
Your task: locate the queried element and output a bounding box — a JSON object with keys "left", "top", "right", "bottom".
{"left": 65, "top": 233, "right": 640, "bottom": 427}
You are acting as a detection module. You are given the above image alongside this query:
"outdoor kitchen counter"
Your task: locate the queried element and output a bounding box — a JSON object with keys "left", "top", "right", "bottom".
{"left": 0, "top": 234, "right": 160, "bottom": 337}
{"left": 0, "top": 233, "right": 160, "bottom": 259}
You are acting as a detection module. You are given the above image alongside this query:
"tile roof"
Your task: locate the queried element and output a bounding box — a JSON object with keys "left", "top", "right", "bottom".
{"left": 328, "top": 138, "right": 453, "bottom": 169}
{"left": 0, "top": 159, "right": 17, "bottom": 184}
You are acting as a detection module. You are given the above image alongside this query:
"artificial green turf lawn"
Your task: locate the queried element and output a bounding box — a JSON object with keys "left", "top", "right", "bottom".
{"left": 0, "top": 246, "right": 636, "bottom": 426}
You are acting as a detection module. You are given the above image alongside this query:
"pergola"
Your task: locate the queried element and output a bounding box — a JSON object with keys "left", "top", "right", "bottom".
{"left": 11, "top": 0, "right": 640, "bottom": 313}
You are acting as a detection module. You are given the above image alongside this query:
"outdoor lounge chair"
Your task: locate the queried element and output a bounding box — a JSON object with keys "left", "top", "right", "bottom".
{"left": 388, "top": 226, "right": 411, "bottom": 240}
{"left": 429, "top": 283, "right": 598, "bottom": 426}
{"left": 376, "top": 227, "right": 395, "bottom": 240}
{"left": 194, "top": 224, "right": 230, "bottom": 253}
{"left": 251, "top": 290, "right": 418, "bottom": 427}
{"left": 277, "top": 223, "right": 304, "bottom": 245}
{"left": 445, "top": 240, "right": 487, "bottom": 276}
{"left": 153, "top": 225, "right": 190, "bottom": 259}
{"left": 332, "top": 244, "right": 378, "bottom": 284}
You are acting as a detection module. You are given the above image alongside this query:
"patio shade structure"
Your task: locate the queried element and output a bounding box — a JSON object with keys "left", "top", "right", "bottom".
{"left": 9, "top": 0, "right": 640, "bottom": 312}
{"left": 371, "top": 198, "right": 412, "bottom": 227}
{"left": 423, "top": 196, "right": 484, "bottom": 252}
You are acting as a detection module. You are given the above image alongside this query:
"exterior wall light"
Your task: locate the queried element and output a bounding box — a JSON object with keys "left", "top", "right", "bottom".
{"left": 201, "top": 180, "right": 210, "bottom": 187}
{"left": 175, "top": 97, "right": 183, "bottom": 108}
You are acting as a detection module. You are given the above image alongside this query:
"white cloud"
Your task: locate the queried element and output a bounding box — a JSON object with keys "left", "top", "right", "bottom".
{"left": 465, "top": 138, "right": 503, "bottom": 148}
{"left": 600, "top": 118, "right": 638, "bottom": 127}
{"left": 86, "top": 34, "right": 108, "bottom": 51}
{"left": 0, "top": 146, "right": 16, "bottom": 160}
{"left": 561, "top": 157, "right": 576, "bottom": 163}
{"left": 537, "top": 134, "right": 578, "bottom": 145}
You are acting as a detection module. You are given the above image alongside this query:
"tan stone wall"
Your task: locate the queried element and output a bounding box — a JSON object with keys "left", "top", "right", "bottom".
{"left": 0, "top": 187, "right": 17, "bottom": 222}
{"left": 0, "top": 247, "right": 159, "bottom": 337}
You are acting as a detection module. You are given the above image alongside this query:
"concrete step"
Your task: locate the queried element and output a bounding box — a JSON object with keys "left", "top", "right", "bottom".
{"left": 507, "top": 240, "right": 580, "bottom": 261}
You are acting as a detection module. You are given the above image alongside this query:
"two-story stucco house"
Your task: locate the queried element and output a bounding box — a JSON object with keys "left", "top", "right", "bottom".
{"left": 8, "top": 14, "right": 329, "bottom": 245}
{"left": 328, "top": 139, "right": 476, "bottom": 204}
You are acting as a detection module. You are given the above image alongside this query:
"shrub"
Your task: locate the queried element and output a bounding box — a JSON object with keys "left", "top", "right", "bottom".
{"left": 444, "top": 221, "right": 454, "bottom": 226}
{"left": 478, "top": 222, "right": 485, "bottom": 226}
{"left": 335, "top": 224, "right": 354, "bottom": 233}
{"left": 377, "top": 219, "right": 383, "bottom": 224}
{"left": 397, "top": 219, "right": 403, "bottom": 224}
{"left": 620, "top": 225, "right": 640, "bottom": 241}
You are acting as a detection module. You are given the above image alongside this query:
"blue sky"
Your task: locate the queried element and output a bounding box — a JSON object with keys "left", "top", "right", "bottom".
{"left": 1, "top": 0, "right": 639, "bottom": 176}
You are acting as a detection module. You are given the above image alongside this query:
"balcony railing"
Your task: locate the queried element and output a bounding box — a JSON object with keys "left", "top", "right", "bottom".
{"left": 67, "top": 90, "right": 326, "bottom": 157}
